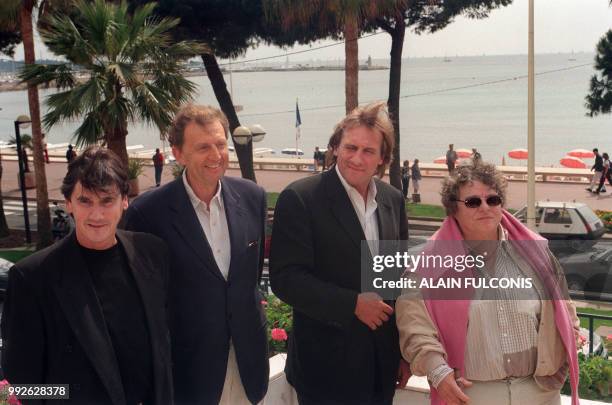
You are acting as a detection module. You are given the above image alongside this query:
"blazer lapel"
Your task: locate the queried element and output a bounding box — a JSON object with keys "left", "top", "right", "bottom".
{"left": 375, "top": 185, "right": 396, "bottom": 241}
{"left": 324, "top": 169, "right": 365, "bottom": 251}
{"left": 116, "top": 231, "right": 166, "bottom": 403}
{"left": 52, "top": 234, "right": 126, "bottom": 405}
{"left": 169, "top": 178, "right": 225, "bottom": 282}
{"left": 221, "top": 178, "right": 247, "bottom": 282}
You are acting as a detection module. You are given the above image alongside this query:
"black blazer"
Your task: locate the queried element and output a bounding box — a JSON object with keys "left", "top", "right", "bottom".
{"left": 270, "top": 168, "right": 409, "bottom": 403}
{"left": 1, "top": 230, "right": 172, "bottom": 405}
{"left": 123, "top": 176, "right": 269, "bottom": 405}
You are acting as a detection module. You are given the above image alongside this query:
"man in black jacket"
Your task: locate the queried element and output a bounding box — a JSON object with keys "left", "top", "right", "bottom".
{"left": 1, "top": 147, "right": 172, "bottom": 405}
{"left": 588, "top": 148, "right": 604, "bottom": 192}
{"left": 270, "top": 102, "right": 410, "bottom": 404}
{"left": 123, "top": 104, "right": 269, "bottom": 405}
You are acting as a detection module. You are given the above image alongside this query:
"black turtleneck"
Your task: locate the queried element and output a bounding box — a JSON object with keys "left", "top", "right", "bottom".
{"left": 79, "top": 242, "right": 153, "bottom": 405}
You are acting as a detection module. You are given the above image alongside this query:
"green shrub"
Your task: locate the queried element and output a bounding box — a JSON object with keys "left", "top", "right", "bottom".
{"left": 562, "top": 353, "right": 612, "bottom": 401}
{"left": 596, "top": 210, "right": 612, "bottom": 232}
{"left": 127, "top": 159, "right": 145, "bottom": 180}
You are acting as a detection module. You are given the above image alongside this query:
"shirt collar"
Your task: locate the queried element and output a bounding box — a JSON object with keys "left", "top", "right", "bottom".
{"left": 335, "top": 164, "right": 377, "bottom": 205}
{"left": 182, "top": 169, "right": 223, "bottom": 209}
{"left": 498, "top": 224, "right": 508, "bottom": 241}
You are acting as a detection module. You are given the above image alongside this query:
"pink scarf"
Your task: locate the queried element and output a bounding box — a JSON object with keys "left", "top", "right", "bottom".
{"left": 421, "top": 210, "right": 579, "bottom": 405}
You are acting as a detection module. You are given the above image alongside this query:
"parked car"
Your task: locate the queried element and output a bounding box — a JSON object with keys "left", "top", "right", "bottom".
{"left": 556, "top": 241, "right": 612, "bottom": 296}
{"left": 513, "top": 202, "right": 606, "bottom": 241}
{"left": 0, "top": 258, "right": 12, "bottom": 299}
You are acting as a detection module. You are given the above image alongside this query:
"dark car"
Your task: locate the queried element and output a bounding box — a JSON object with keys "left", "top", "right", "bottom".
{"left": 557, "top": 241, "right": 612, "bottom": 297}
{"left": 0, "top": 264, "right": 9, "bottom": 299}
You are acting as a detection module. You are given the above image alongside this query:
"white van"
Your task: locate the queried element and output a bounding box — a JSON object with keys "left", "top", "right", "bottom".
{"left": 513, "top": 202, "right": 606, "bottom": 240}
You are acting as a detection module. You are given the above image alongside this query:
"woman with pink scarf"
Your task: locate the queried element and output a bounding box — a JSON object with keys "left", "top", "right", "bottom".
{"left": 396, "top": 161, "right": 580, "bottom": 405}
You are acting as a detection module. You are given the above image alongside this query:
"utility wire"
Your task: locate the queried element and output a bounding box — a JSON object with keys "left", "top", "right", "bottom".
{"left": 237, "top": 63, "right": 592, "bottom": 118}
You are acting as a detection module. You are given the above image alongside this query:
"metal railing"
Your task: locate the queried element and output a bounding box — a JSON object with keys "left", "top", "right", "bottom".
{"left": 576, "top": 312, "right": 612, "bottom": 355}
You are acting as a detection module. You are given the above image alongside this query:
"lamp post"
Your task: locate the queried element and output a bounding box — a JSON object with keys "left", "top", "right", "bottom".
{"left": 232, "top": 124, "right": 266, "bottom": 146}
{"left": 13, "top": 114, "right": 32, "bottom": 244}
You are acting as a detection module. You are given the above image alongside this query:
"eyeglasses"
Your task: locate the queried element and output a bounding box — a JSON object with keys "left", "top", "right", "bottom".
{"left": 452, "top": 195, "right": 503, "bottom": 209}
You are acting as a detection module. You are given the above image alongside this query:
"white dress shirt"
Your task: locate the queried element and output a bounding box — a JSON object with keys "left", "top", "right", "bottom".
{"left": 182, "top": 171, "right": 231, "bottom": 280}
{"left": 335, "top": 165, "right": 379, "bottom": 255}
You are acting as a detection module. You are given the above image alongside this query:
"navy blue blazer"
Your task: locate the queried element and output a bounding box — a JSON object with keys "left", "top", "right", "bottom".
{"left": 123, "top": 176, "right": 269, "bottom": 405}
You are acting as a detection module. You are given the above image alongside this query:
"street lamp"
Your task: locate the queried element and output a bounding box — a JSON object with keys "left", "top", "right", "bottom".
{"left": 232, "top": 126, "right": 252, "bottom": 146}
{"left": 13, "top": 114, "right": 32, "bottom": 244}
{"left": 249, "top": 124, "right": 266, "bottom": 143}
{"left": 231, "top": 124, "right": 266, "bottom": 146}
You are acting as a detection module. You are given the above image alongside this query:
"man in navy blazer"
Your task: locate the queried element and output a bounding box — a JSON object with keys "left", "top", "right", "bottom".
{"left": 123, "top": 105, "right": 269, "bottom": 405}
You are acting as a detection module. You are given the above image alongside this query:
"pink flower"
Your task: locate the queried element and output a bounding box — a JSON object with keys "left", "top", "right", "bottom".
{"left": 271, "top": 328, "right": 288, "bottom": 341}
{"left": 8, "top": 394, "right": 21, "bottom": 405}
{"left": 0, "top": 380, "right": 8, "bottom": 387}
{"left": 261, "top": 300, "right": 268, "bottom": 306}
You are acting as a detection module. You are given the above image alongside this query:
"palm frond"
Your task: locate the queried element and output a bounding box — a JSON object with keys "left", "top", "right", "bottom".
{"left": 19, "top": 63, "right": 76, "bottom": 88}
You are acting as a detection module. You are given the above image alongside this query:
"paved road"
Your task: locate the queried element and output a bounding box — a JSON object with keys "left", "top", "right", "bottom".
{"left": 2, "top": 161, "right": 611, "bottom": 211}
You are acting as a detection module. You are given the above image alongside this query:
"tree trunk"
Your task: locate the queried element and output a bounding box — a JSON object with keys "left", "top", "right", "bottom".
{"left": 386, "top": 18, "right": 406, "bottom": 191}
{"left": 106, "top": 123, "right": 129, "bottom": 168}
{"left": 344, "top": 17, "right": 359, "bottom": 114}
{"left": 202, "top": 53, "right": 256, "bottom": 182}
{"left": 0, "top": 155, "right": 10, "bottom": 238}
{"left": 21, "top": 3, "right": 52, "bottom": 248}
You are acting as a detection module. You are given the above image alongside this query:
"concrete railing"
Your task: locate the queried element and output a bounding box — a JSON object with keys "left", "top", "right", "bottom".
{"left": 264, "top": 354, "right": 605, "bottom": 405}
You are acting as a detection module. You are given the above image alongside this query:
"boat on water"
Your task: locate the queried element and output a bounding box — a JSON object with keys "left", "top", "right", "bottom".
{"left": 281, "top": 148, "right": 304, "bottom": 156}
{"left": 253, "top": 147, "right": 276, "bottom": 157}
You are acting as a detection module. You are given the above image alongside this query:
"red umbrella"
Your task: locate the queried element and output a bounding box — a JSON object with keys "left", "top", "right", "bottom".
{"left": 567, "top": 149, "right": 595, "bottom": 159}
{"left": 560, "top": 156, "right": 587, "bottom": 169}
{"left": 508, "top": 149, "right": 528, "bottom": 160}
{"left": 434, "top": 156, "right": 463, "bottom": 164}
{"left": 455, "top": 148, "right": 472, "bottom": 158}
{"left": 433, "top": 156, "right": 447, "bottom": 164}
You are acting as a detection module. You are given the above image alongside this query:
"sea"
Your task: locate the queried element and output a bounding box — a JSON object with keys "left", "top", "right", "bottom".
{"left": 0, "top": 52, "right": 609, "bottom": 167}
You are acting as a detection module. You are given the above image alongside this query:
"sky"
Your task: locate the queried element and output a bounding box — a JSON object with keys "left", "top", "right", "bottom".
{"left": 8, "top": 0, "right": 612, "bottom": 62}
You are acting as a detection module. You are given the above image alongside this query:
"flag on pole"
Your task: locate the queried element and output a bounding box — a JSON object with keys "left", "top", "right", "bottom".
{"left": 295, "top": 98, "right": 301, "bottom": 158}
{"left": 295, "top": 99, "right": 302, "bottom": 139}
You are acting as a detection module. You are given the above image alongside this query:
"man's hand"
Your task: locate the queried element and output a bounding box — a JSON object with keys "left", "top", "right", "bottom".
{"left": 396, "top": 359, "right": 411, "bottom": 388}
{"left": 354, "top": 293, "right": 393, "bottom": 330}
{"left": 436, "top": 373, "right": 472, "bottom": 405}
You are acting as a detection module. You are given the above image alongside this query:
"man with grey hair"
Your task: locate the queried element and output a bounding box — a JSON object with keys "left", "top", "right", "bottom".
{"left": 123, "top": 104, "right": 269, "bottom": 405}
{"left": 270, "top": 102, "right": 410, "bottom": 404}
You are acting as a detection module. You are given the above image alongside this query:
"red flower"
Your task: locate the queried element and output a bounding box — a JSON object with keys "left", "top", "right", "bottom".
{"left": 271, "top": 328, "right": 288, "bottom": 341}
{"left": 261, "top": 300, "right": 268, "bottom": 306}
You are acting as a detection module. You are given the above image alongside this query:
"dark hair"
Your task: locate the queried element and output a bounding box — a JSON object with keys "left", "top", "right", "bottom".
{"left": 168, "top": 104, "right": 229, "bottom": 148}
{"left": 593, "top": 148, "right": 599, "bottom": 153}
{"left": 327, "top": 101, "right": 395, "bottom": 178}
{"left": 603, "top": 153, "right": 610, "bottom": 160}
{"left": 61, "top": 147, "right": 129, "bottom": 199}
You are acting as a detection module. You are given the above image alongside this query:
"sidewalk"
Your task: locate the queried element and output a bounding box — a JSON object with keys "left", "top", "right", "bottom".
{"left": 1, "top": 161, "right": 611, "bottom": 212}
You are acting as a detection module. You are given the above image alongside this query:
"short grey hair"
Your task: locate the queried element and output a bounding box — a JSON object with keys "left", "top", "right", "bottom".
{"left": 440, "top": 161, "right": 507, "bottom": 216}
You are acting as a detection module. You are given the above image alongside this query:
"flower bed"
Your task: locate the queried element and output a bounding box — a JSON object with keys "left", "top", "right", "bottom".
{"left": 596, "top": 210, "right": 612, "bottom": 232}
{"left": 263, "top": 294, "right": 292, "bottom": 357}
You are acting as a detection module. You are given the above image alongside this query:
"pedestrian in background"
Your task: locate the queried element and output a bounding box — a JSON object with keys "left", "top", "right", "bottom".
{"left": 594, "top": 152, "right": 612, "bottom": 194}
{"left": 446, "top": 144, "right": 458, "bottom": 174}
{"left": 152, "top": 148, "right": 164, "bottom": 187}
{"left": 412, "top": 158, "right": 422, "bottom": 195}
{"left": 588, "top": 148, "right": 604, "bottom": 192}
{"left": 66, "top": 144, "right": 77, "bottom": 163}
{"left": 401, "top": 159, "right": 410, "bottom": 199}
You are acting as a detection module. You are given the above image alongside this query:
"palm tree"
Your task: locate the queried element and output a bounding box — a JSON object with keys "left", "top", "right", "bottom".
{"left": 0, "top": 0, "right": 61, "bottom": 248}
{"left": 20, "top": 0, "right": 206, "bottom": 166}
